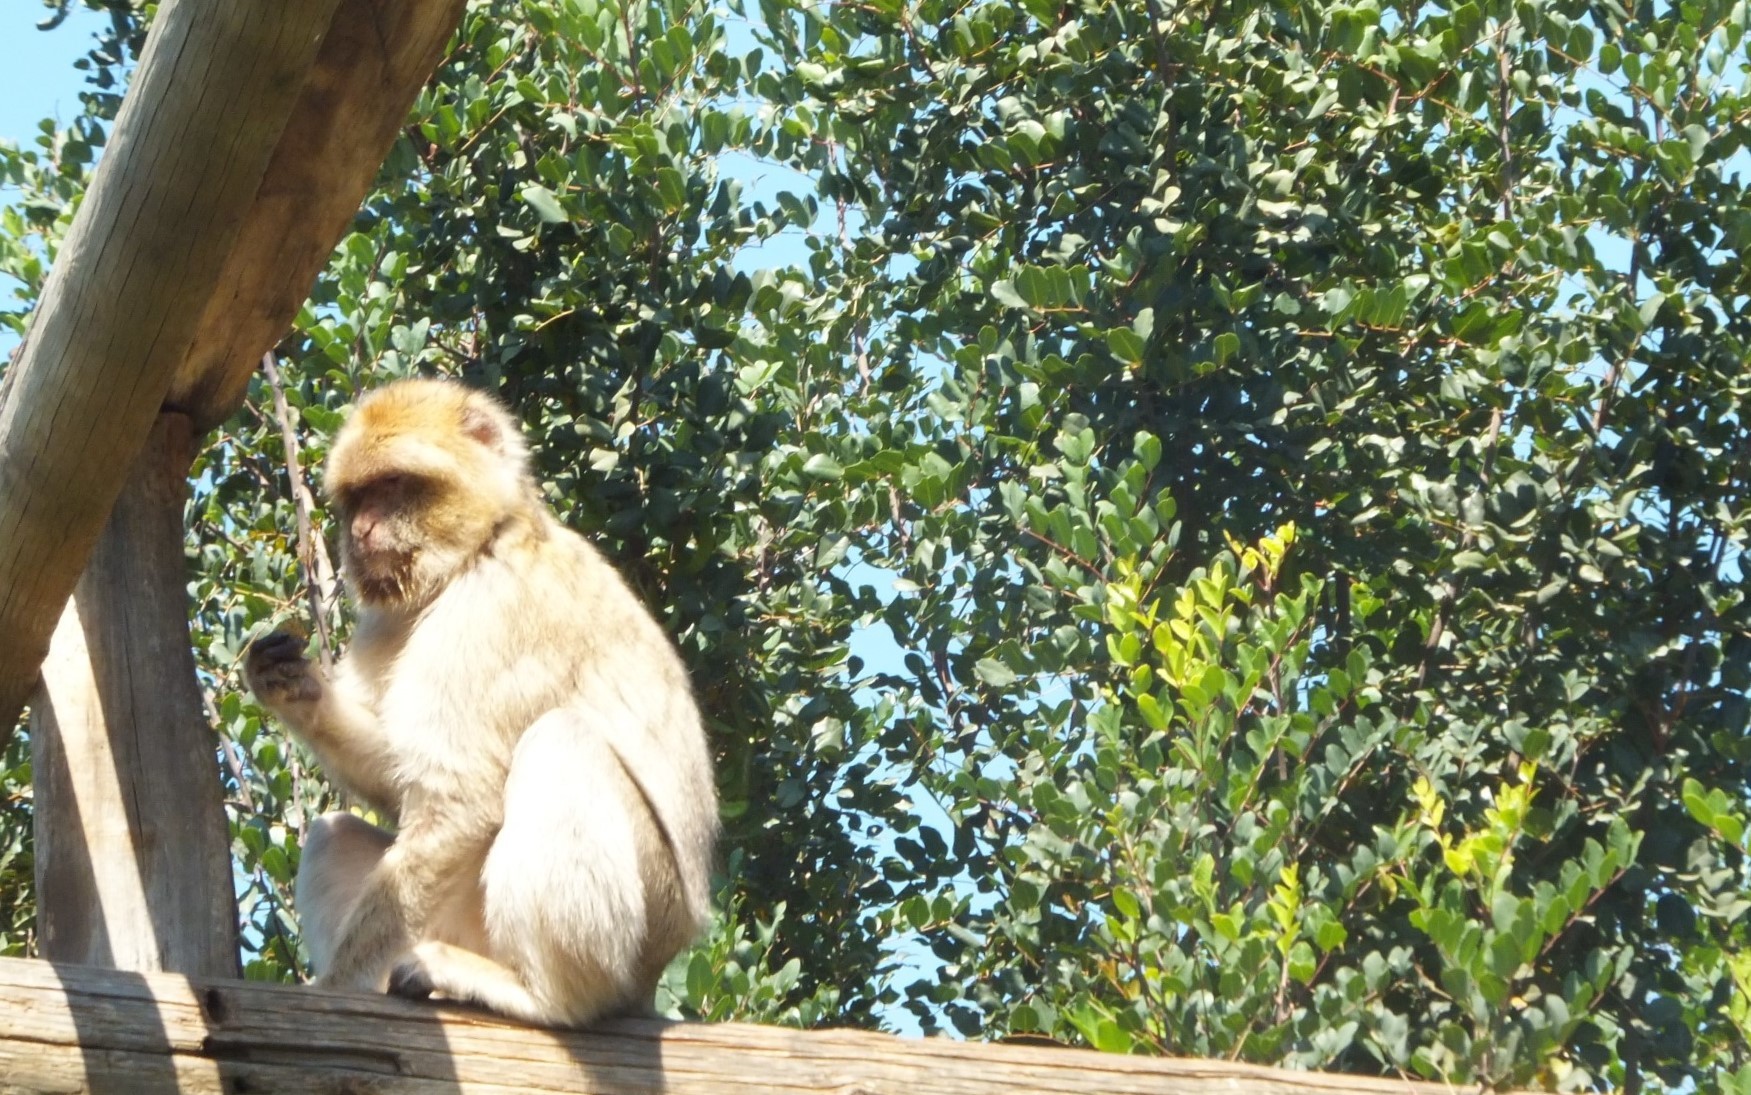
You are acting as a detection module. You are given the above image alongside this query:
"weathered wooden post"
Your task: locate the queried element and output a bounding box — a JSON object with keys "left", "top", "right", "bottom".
{"left": 31, "top": 412, "right": 238, "bottom": 975}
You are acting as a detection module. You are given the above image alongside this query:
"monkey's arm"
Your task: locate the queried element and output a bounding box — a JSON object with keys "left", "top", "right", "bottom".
{"left": 245, "top": 630, "right": 402, "bottom": 813}
{"left": 316, "top": 789, "right": 499, "bottom": 992}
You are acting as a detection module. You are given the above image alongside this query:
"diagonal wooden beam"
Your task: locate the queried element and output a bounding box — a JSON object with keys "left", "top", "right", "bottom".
{"left": 168, "top": 0, "right": 466, "bottom": 430}
{"left": 0, "top": 0, "right": 342, "bottom": 733}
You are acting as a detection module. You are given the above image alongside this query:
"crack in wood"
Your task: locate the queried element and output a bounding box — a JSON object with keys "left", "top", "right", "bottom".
{"left": 201, "top": 1032, "right": 408, "bottom": 1077}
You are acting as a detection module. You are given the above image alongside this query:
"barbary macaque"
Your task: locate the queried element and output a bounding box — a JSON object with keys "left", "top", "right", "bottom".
{"left": 245, "top": 377, "right": 716, "bottom": 1026}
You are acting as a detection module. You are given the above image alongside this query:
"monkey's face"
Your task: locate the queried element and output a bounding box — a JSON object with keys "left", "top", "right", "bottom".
{"left": 325, "top": 379, "right": 531, "bottom": 609}
{"left": 334, "top": 464, "right": 513, "bottom": 607}
{"left": 334, "top": 474, "right": 440, "bottom": 605}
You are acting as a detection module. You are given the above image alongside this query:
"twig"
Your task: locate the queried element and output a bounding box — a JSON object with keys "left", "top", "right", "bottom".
{"left": 836, "top": 185, "right": 871, "bottom": 393}
{"left": 1495, "top": 24, "right": 1516, "bottom": 224}
{"left": 203, "top": 689, "right": 260, "bottom": 815}
{"left": 259, "top": 352, "right": 338, "bottom": 671}
{"left": 899, "top": 3, "right": 940, "bottom": 82}
{"left": 1141, "top": 0, "right": 1178, "bottom": 86}
{"left": 622, "top": 0, "right": 644, "bottom": 101}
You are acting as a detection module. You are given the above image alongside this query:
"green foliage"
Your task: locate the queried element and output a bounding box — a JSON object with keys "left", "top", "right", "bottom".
{"left": 752, "top": 0, "right": 1751, "bottom": 1086}
{"left": 1, "top": 0, "right": 1749, "bottom": 1089}
{"left": 0, "top": 730, "right": 32, "bottom": 958}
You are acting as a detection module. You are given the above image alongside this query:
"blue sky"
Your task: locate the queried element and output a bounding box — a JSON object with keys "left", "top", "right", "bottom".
{"left": 0, "top": 4, "right": 107, "bottom": 146}
{"left": 0, "top": 4, "right": 110, "bottom": 357}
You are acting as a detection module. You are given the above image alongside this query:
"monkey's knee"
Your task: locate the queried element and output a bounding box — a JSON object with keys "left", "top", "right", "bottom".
{"left": 296, "top": 811, "right": 394, "bottom": 974}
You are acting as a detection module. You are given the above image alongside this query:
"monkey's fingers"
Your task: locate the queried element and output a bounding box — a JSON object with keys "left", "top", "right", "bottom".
{"left": 248, "top": 629, "right": 308, "bottom": 662}
{"left": 246, "top": 632, "right": 310, "bottom": 685}
{"left": 245, "top": 630, "right": 323, "bottom": 706}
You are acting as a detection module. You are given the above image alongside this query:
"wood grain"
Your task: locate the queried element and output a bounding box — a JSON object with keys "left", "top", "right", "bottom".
{"left": 0, "top": 956, "right": 1495, "bottom": 1095}
{"left": 29, "top": 414, "right": 237, "bottom": 979}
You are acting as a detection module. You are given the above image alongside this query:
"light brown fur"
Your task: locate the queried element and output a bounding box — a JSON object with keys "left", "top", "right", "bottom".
{"left": 245, "top": 378, "right": 717, "bottom": 1026}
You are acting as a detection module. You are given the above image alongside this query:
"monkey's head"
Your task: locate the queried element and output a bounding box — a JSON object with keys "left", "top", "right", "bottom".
{"left": 325, "top": 378, "right": 532, "bottom": 608}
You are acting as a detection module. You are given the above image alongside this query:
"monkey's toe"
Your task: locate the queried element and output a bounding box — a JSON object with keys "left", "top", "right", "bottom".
{"left": 388, "top": 958, "right": 436, "bottom": 1000}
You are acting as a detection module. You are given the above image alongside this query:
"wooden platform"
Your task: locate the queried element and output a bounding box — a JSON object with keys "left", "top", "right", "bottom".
{"left": 0, "top": 955, "right": 1487, "bottom": 1094}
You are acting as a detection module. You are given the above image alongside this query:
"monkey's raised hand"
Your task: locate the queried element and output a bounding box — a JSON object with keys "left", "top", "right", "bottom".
{"left": 244, "top": 628, "right": 401, "bottom": 816}
{"left": 244, "top": 629, "right": 323, "bottom": 709}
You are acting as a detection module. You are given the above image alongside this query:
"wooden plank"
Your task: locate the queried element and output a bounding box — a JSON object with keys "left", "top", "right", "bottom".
{"left": 29, "top": 413, "right": 237, "bottom": 979}
{"left": 0, "top": 0, "right": 341, "bottom": 733}
{"left": 0, "top": 956, "right": 1487, "bottom": 1095}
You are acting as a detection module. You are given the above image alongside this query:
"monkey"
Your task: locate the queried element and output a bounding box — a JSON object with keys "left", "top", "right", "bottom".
{"left": 243, "top": 377, "right": 717, "bottom": 1027}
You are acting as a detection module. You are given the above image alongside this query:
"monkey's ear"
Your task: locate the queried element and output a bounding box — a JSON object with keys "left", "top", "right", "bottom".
{"left": 460, "top": 403, "right": 503, "bottom": 451}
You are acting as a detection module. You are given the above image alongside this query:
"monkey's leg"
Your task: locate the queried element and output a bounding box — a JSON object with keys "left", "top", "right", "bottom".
{"left": 480, "top": 710, "right": 665, "bottom": 1026}
{"left": 296, "top": 811, "right": 394, "bottom": 976}
{"left": 388, "top": 940, "right": 553, "bottom": 1024}
{"left": 315, "top": 794, "right": 497, "bottom": 993}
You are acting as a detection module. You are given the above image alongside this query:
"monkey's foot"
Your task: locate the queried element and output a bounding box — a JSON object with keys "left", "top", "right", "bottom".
{"left": 387, "top": 953, "right": 437, "bottom": 1000}
{"left": 386, "top": 941, "right": 556, "bottom": 1025}
{"left": 310, "top": 968, "right": 384, "bottom": 995}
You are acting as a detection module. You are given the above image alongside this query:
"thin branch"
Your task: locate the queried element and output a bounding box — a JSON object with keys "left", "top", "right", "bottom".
{"left": 1589, "top": 237, "right": 1645, "bottom": 439}
{"left": 1495, "top": 23, "right": 1516, "bottom": 224}
{"left": 622, "top": 0, "right": 645, "bottom": 102}
{"left": 202, "top": 687, "right": 260, "bottom": 816}
{"left": 259, "top": 352, "right": 338, "bottom": 671}
{"left": 1140, "top": 0, "right": 1178, "bottom": 86}
{"left": 836, "top": 182, "right": 872, "bottom": 394}
{"left": 898, "top": 2, "right": 941, "bottom": 82}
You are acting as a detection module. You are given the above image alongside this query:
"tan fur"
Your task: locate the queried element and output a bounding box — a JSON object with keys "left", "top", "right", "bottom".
{"left": 245, "top": 378, "right": 717, "bottom": 1026}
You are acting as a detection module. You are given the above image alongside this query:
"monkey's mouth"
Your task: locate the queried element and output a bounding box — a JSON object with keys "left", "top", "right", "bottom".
{"left": 347, "top": 551, "right": 419, "bottom": 605}
{"left": 352, "top": 575, "right": 409, "bottom": 604}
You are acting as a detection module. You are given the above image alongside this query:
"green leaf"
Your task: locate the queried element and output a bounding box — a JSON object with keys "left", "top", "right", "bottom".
{"left": 975, "top": 657, "right": 1018, "bottom": 687}
{"left": 802, "top": 453, "right": 844, "bottom": 480}
{"left": 1315, "top": 920, "right": 1348, "bottom": 952}
{"left": 1287, "top": 941, "right": 1318, "bottom": 984}
{"left": 992, "top": 280, "right": 1028, "bottom": 310}
{"left": 1134, "top": 431, "right": 1162, "bottom": 471}
{"left": 686, "top": 951, "right": 713, "bottom": 1003}
{"left": 1106, "top": 327, "right": 1145, "bottom": 363}
{"left": 1111, "top": 888, "right": 1141, "bottom": 919}
{"left": 520, "top": 184, "right": 569, "bottom": 223}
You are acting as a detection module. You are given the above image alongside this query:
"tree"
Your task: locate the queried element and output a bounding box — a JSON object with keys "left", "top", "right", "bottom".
{"left": 3, "top": 0, "right": 1748, "bottom": 1089}
{"left": 747, "top": 0, "right": 1751, "bottom": 1086}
